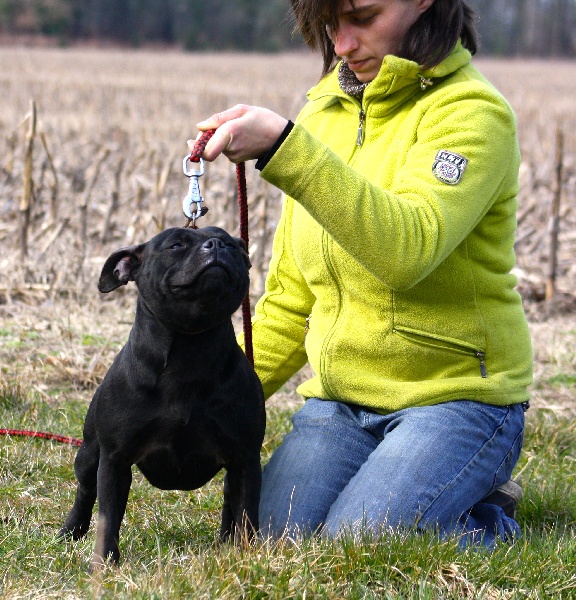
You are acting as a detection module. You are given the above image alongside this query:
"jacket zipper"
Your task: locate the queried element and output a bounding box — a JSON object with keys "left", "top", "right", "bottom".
{"left": 356, "top": 109, "right": 365, "bottom": 146}
{"left": 393, "top": 327, "right": 488, "bottom": 378}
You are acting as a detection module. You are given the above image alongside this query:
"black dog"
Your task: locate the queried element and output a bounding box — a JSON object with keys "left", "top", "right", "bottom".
{"left": 60, "top": 226, "right": 265, "bottom": 568}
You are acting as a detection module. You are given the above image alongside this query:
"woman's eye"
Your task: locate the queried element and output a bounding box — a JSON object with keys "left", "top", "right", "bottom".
{"left": 354, "top": 15, "right": 374, "bottom": 25}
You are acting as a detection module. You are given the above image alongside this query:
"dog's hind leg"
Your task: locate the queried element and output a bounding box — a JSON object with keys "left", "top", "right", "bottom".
{"left": 59, "top": 440, "right": 100, "bottom": 541}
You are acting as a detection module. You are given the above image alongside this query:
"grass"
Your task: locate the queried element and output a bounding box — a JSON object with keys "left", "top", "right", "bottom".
{"left": 1, "top": 375, "right": 575, "bottom": 599}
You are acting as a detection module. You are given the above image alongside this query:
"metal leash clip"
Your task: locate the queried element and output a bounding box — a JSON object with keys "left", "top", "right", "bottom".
{"left": 182, "top": 156, "right": 207, "bottom": 226}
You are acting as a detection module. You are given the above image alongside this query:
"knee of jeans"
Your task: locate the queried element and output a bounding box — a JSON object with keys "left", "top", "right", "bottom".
{"left": 258, "top": 493, "right": 286, "bottom": 539}
{"left": 258, "top": 503, "right": 322, "bottom": 540}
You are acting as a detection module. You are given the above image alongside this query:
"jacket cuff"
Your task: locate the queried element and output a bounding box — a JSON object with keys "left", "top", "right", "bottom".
{"left": 259, "top": 122, "right": 331, "bottom": 201}
{"left": 255, "top": 120, "right": 295, "bottom": 171}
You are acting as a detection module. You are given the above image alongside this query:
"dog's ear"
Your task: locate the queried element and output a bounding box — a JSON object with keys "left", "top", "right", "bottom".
{"left": 234, "top": 237, "right": 251, "bottom": 269}
{"left": 98, "top": 244, "right": 146, "bottom": 293}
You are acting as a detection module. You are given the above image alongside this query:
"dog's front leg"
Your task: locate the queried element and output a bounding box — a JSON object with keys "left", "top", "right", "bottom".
{"left": 219, "top": 474, "right": 234, "bottom": 541}
{"left": 220, "top": 456, "right": 262, "bottom": 543}
{"left": 92, "top": 456, "right": 132, "bottom": 569}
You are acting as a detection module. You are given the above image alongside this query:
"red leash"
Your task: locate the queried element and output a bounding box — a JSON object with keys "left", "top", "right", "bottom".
{"left": 0, "top": 428, "right": 82, "bottom": 446}
{"left": 188, "top": 130, "right": 254, "bottom": 367}
{"left": 1, "top": 130, "right": 255, "bottom": 447}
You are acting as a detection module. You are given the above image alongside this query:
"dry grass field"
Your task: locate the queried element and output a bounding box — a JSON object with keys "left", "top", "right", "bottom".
{"left": 1, "top": 47, "right": 575, "bottom": 415}
{"left": 0, "top": 48, "right": 575, "bottom": 598}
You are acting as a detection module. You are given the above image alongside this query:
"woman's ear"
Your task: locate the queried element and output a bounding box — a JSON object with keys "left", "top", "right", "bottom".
{"left": 417, "top": 0, "right": 436, "bottom": 14}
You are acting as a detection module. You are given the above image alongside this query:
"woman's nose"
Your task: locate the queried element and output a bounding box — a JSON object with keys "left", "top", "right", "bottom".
{"left": 330, "top": 24, "right": 359, "bottom": 58}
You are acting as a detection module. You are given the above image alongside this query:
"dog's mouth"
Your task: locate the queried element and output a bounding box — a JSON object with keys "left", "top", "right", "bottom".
{"left": 168, "top": 259, "right": 236, "bottom": 292}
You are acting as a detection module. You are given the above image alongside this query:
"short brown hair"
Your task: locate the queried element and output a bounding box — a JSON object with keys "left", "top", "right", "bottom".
{"left": 290, "top": 0, "right": 479, "bottom": 76}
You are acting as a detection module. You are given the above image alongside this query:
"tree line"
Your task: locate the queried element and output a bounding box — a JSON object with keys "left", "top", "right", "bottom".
{"left": 472, "top": 0, "right": 576, "bottom": 57}
{"left": 1, "top": 0, "right": 575, "bottom": 57}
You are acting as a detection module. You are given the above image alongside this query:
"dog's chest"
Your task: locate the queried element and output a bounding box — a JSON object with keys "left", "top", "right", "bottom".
{"left": 134, "top": 402, "right": 233, "bottom": 490}
{"left": 140, "top": 385, "right": 224, "bottom": 439}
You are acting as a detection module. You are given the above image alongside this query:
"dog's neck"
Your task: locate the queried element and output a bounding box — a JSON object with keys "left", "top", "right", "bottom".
{"left": 127, "top": 300, "right": 238, "bottom": 377}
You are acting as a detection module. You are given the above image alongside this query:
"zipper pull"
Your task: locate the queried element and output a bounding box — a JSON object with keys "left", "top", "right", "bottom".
{"left": 420, "top": 77, "right": 433, "bottom": 90}
{"left": 356, "top": 109, "right": 365, "bottom": 146}
{"left": 476, "top": 352, "right": 487, "bottom": 378}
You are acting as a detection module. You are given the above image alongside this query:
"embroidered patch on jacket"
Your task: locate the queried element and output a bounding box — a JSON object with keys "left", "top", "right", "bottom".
{"left": 432, "top": 150, "right": 468, "bottom": 185}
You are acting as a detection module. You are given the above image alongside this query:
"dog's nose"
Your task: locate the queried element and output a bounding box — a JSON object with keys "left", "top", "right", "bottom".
{"left": 202, "top": 238, "right": 227, "bottom": 250}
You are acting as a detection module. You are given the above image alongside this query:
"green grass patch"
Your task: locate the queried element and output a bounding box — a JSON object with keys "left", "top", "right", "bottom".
{"left": 81, "top": 333, "right": 110, "bottom": 347}
{"left": 1, "top": 382, "right": 575, "bottom": 598}
{"left": 546, "top": 373, "right": 576, "bottom": 387}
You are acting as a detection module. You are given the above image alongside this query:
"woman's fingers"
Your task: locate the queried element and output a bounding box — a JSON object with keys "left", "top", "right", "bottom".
{"left": 192, "top": 105, "right": 288, "bottom": 163}
{"left": 196, "top": 104, "right": 250, "bottom": 131}
{"left": 186, "top": 127, "right": 232, "bottom": 162}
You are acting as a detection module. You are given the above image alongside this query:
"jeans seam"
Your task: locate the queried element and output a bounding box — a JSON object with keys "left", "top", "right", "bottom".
{"left": 492, "top": 427, "right": 524, "bottom": 490}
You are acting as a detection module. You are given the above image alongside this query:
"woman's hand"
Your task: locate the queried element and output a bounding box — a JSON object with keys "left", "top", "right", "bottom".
{"left": 188, "top": 104, "right": 288, "bottom": 163}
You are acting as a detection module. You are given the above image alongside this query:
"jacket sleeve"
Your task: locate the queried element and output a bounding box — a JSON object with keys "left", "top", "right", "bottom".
{"left": 240, "top": 195, "right": 315, "bottom": 400}
{"left": 259, "top": 84, "right": 520, "bottom": 291}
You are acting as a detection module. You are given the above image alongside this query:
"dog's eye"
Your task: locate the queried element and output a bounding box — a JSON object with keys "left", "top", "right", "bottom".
{"left": 168, "top": 242, "right": 184, "bottom": 250}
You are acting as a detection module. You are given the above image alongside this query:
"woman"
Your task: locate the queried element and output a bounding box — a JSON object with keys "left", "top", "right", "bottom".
{"left": 192, "top": 0, "right": 532, "bottom": 547}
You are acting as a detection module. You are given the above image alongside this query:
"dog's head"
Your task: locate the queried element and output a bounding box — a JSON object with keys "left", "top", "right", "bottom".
{"left": 98, "top": 227, "right": 251, "bottom": 333}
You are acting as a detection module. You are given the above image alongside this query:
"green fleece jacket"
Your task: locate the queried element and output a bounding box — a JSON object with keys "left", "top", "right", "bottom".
{"left": 250, "top": 42, "right": 532, "bottom": 412}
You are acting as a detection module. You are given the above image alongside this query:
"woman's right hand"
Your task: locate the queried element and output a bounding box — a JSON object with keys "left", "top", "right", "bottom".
{"left": 189, "top": 104, "right": 288, "bottom": 164}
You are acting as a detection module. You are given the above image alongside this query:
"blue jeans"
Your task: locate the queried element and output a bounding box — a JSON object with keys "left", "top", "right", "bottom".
{"left": 260, "top": 398, "right": 525, "bottom": 548}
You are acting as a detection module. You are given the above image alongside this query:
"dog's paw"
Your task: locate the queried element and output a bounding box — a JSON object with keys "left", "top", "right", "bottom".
{"left": 57, "top": 523, "right": 90, "bottom": 541}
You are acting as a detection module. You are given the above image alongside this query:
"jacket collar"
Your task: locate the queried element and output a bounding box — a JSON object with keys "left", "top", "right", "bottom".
{"left": 307, "top": 41, "right": 472, "bottom": 115}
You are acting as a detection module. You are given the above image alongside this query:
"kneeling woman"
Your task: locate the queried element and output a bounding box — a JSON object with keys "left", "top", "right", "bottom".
{"left": 193, "top": 0, "right": 532, "bottom": 547}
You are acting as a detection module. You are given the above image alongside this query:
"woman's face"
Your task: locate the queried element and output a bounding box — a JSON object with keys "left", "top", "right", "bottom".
{"left": 326, "top": 0, "right": 435, "bottom": 82}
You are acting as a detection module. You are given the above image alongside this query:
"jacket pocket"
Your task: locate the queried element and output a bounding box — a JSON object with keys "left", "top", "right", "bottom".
{"left": 393, "top": 325, "right": 487, "bottom": 378}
